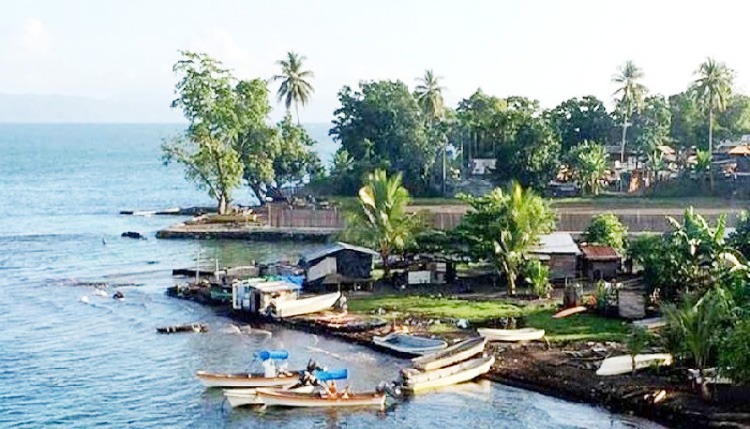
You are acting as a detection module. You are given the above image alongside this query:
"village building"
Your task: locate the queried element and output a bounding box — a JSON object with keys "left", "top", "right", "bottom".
{"left": 579, "top": 244, "right": 622, "bottom": 280}
{"left": 529, "top": 232, "right": 580, "bottom": 281}
{"left": 298, "top": 242, "right": 378, "bottom": 291}
{"left": 231, "top": 279, "right": 301, "bottom": 314}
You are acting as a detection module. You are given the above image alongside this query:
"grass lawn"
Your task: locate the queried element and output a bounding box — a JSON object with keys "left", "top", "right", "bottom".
{"left": 348, "top": 294, "right": 629, "bottom": 343}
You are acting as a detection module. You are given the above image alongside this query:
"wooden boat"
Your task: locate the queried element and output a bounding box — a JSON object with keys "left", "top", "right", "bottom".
{"left": 476, "top": 327, "right": 545, "bottom": 342}
{"left": 372, "top": 333, "right": 448, "bottom": 356}
{"left": 223, "top": 386, "right": 315, "bottom": 408}
{"left": 632, "top": 317, "right": 666, "bottom": 331}
{"left": 552, "top": 306, "right": 587, "bottom": 319}
{"left": 195, "top": 371, "right": 299, "bottom": 388}
{"left": 401, "top": 355, "right": 495, "bottom": 394}
{"left": 411, "top": 337, "right": 487, "bottom": 371}
{"left": 596, "top": 353, "right": 673, "bottom": 376}
{"left": 156, "top": 323, "right": 208, "bottom": 334}
{"left": 271, "top": 292, "right": 341, "bottom": 319}
{"left": 316, "top": 316, "right": 387, "bottom": 332}
{"left": 255, "top": 388, "right": 385, "bottom": 408}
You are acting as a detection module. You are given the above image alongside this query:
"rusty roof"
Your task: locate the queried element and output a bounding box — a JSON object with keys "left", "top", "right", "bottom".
{"left": 580, "top": 245, "right": 621, "bottom": 261}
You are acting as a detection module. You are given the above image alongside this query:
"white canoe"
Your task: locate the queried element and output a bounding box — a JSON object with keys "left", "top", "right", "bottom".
{"left": 372, "top": 333, "right": 448, "bottom": 356}
{"left": 477, "top": 327, "right": 545, "bottom": 342}
{"left": 223, "top": 386, "right": 315, "bottom": 408}
{"left": 411, "top": 337, "right": 487, "bottom": 371}
{"left": 401, "top": 355, "right": 495, "bottom": 394}
{"left": 596, "top": 353, "right": 673, "bottom": 376}
{"left": 195, "top": 371, "right": 299, "bottom": 388}
{"left": 255, "top": 388, "right": 386, "bottom": 408}
{"left": 272, "top": 292, "right": 341, "bottom": 319}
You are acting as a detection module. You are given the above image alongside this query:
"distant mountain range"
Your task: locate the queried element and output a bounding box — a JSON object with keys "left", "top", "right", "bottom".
{"left": 0, "top": 93, "right": 183, "bottom": 123}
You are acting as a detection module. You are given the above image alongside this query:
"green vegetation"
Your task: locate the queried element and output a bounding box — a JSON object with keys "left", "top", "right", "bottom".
{"left": 626, "top": 326, "right": 652, "bottom": 375}
{"left": 341, "top": 169, "right": 421, "bottom": 277}
{"left": 568, "top": 140, "right": 609, "bottom": 196}
{"left": 348, "top": 294, "right": 628, "bottom": 342}
{"left": 521, "top": 259, "right": 552, "bottom": 298}
{"left": 583, "top": 212, "right": 628, "bottom": 254}
{"left": 273, "top": 51, "right": 314, "bottom": 123}
{"left": 729, "top": 210, "right": 750, "bottom": 259}
{"left": 612, "top": 60, "right": 647, "bottom": 163}
{"left": 455, "top": 183, "right": 556, "bottom": 295}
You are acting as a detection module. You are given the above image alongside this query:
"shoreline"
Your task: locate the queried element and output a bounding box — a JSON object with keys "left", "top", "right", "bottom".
{"left": 188, "top": 297, "right": 750, "bottom": 429}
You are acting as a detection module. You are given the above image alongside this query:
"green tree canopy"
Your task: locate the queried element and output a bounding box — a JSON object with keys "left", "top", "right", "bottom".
{"left": 567, "top": 140, "right": 609, "bottom": 195}
{"left": 583, "top": 213, "right": 629, "bottom": 254}
{"left": 163, "top": 51, "right": 249, "bottom": 214}
{"left": 545, "top": 96, "right": 616, "bottom": 152}
{"left": 454, "top": 183, "right": 556, "bottom": 295}
{"left": 330, "top": 80, "right": 435, "bottom": 195}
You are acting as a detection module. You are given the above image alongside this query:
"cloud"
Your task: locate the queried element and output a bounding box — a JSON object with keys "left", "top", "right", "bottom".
{"left": 3, "top": 18, "right": 52, "bottom": 60}
{"left": 187, "top": 28, "right": 257, "bottom": 76}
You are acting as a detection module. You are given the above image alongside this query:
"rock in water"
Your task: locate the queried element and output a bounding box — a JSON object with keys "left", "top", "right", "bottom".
{"left": 121, "top": 231, "right": 145, "bottom": 240}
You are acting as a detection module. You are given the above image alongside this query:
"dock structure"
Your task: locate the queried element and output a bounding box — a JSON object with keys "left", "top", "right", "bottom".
{"left": 156, "top": 223, "right": 337, "bottom": 242}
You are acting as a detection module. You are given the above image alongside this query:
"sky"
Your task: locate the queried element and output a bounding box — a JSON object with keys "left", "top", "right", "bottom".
{"left": 2, "top": 0, "right": 750, "bottom": 123}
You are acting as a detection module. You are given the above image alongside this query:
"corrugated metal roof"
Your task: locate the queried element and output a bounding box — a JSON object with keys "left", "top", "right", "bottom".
{"left": 301, "top": 241, "right": 378, "bottom": 263}
{"left": 238, "top": 279, "right": 302, "bottom": 293}
{"left": 580, "top": 245, "right": 620, "bottom": 261}
{"left": 530, "top": 232, "right": 581, "bottom": 255}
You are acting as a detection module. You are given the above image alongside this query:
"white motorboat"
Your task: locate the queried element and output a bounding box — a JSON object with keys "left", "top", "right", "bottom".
{"left": 411, "top": 337, "right": 487, "bottom": 371}
{"left": 477, "top": 327, "right": 545, "bottom": 342}
{"left": 401, "top": 355, "right": 495, "bottom": 394}
{"left": 271, "top": 292, "right": 341, "bottom": 318}
{"left": 372, "top": 333, "right": 448, "bottom": 356}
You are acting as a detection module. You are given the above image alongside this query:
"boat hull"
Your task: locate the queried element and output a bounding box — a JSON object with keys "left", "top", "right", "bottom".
{"left": 477, "top": 328, "right": 545, "bottom": 342}
{"left": 403, "top": 355, "right": 495, "bottom": 394}
{"left": 223, "top": 386, "right": 315, "bottom": 407}
{"left": 596, "top": 353, "right": 673, "bottom": 376}
{"left": 255, "top": 389, "right": 385, "bottom": 408}
{"left": 272, "top": 292, "right": 341, "bottom": 319}
{"left": 196, "top": 371, "right": 299, "bottom": 388}
{"left": 372, "top": 333, "right": 448, "bottom": 356}
{"left": 411, "top": 337, "right": 487, "bottom": 371}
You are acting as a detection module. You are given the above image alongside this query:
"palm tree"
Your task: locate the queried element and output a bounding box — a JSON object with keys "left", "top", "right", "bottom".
{"left": 692, "top": 58, "right": 733, "bottom": 188}
{"left": 612, "top": 61, "right": 647, "bottom": 164}
{"left": 456, "top": 182, "right": 556, "bottom": 295}
{"left": 272, "top": 51, "right": 314, "bottom": 124}
{"left": 342, "top": 169, "right": 419, "bottom": 278}
{"left": 570, "top": 141, "right": 609, "bottom": 195}
{"left": 415, "top": 69, "right": 448, "bottom": 195}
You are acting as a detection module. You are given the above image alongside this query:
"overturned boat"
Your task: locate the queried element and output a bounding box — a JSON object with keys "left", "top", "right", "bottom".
{"left": 476, "top": 327, "right": 545, "bottom": 342}
{"left": 401, "top": 354, "right": 495, "bottom": 394}
{"left": 372, "top": 333, "right": 448, "bottom": 356}
{"left": 596, "top": 353, "right": 673, "bottom": 376}
{"left": 270, "top": 292, "right": 341, "bottom": 319}
{"left": 411, "top": 337, "right": 487, "bottom": 371}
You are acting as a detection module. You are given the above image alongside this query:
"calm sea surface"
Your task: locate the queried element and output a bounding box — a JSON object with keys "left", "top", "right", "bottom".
{"left": 0, "top": 124, "right": 663, "bottom": 428}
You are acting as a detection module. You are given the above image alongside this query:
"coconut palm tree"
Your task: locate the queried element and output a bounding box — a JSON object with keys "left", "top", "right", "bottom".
{"left": 342, "top": 169, "right": 419, "bottom": 278}
{"left": 272, "top": 51, "right": 314, "bottom": 124}
{"left": 612, "top": 61, "right": 647, "bottom": 164}
{"left": 692, "top": 58, "right": 734, "bottom": 188}
{"left": 570, "top": 140, "right": 609, "bottom": 195}
{"left": 415, "top": 69, "right": 448, "bottom": 195}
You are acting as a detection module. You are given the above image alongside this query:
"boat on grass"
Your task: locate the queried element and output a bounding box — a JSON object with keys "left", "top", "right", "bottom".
{"left": 596, "top": 353, "right": 673, "bottom": 376}
{"left": 372, "top": 333, "right": 448, "bottom": 356}
{"left": 411, "top": 337, "right": 487, "bottom": 371}
{"left": 632, "top": 317, "right": 666, "bottom": 331}
{"left": 476, "top": 327, "right": 545, "bottom": 342}
{"left": 271, "top": 292, "right": 341, "bottom": 319}
{"left": 255, "top": 388, "right": 385, "bottom": 408}
{"left": 552, "top": 306, "right": 587, "bottom": 319}
{"left": 400, "top": 355, "right": 495, "bottom": 394}
{"left": 156, "top": 323, "right": 208, "bottom": 334}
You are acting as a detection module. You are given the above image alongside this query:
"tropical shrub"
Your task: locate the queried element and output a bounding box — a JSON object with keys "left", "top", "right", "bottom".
{"left": 583, "top": 212, "right": 628, "bottom": 254}
{"left": 521, "top": 259, "right": 552, "bottom": 298}
{"left": 719, "top": 318, "right": 750, "bottom": 385}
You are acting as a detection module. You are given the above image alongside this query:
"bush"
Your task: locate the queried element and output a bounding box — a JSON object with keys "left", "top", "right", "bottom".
{"left": 583, "top": 212, "right": 628, "bottom": 254}
{"left": 521, "top": 259, "right": 552, "bottom": 298}
{"left": 719, "top": 318, "right": 750, "bottom": 384}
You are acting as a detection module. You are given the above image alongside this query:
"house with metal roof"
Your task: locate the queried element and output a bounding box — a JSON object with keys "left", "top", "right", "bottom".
{"left": 579, "top": 244, "right": 621, "bottom": 280}
{"left": 529, "top": 232, "right": 581, "bottom": 280}
{"left": 298, "top": 242, "right": 378, "bottom": 290}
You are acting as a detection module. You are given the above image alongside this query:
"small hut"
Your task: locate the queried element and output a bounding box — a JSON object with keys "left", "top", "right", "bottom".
{"left": 231, "top": 279, "right": 301, "bottom": 314}
{"left": 529, "top": 232, "right": 580, "bottom": 281}
{"left": 299, "top": 242, "right": 378, "bottom": 290}
{"left": 580, "top": 244, "right": 621, "bottom": 280}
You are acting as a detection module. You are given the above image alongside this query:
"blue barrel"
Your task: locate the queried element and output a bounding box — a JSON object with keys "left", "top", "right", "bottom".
{"left": 315, "top": 368, "right": 348, "bottom": 381}
{"left": 256, "top": 350, "right": 289, "bottom": 361}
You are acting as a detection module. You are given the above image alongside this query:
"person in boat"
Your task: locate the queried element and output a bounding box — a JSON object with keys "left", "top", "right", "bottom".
{"left": 319, "top": 380, "right": 338, "bottom": 398}
{"left": 261, "top": 358, "right": 277, "bottom": 378}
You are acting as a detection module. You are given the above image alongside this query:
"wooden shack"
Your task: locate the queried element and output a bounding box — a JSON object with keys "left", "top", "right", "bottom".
{"left": 529, "top": 232, "right": 580, "bottom": 281}
{"left": 580, "top": 244, "right": 621, "bottom": 280}
{"left": 298, "top": 242, "right": 378, "bottom": 290}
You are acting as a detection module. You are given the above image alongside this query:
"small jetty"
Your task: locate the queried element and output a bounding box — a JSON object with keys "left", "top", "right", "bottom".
{"left": 120, "top": 206, "right": 215, "bottom": 216}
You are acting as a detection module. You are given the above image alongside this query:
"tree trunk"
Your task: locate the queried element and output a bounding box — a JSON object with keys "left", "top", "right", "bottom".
{"left": 631, "top": 355, "right": 637, "bottom": 375}
{"left": 620, "top": 119, "right": 628, "bottom": 164}
{"left": 295, "top": 103, "right": 300, "bottom": 125}
{"left": 218, "top": 194, "right": 228, "bottom": 215}
{"left": 708, "top": 109, "right": 714, "bottom": 190}
{"left": 442, "top": 138, "right": 447, "bottom": 196}
{"left": 381, "top": 251, "right": 390, "bottom": 279}
{"left": 507, "top": 269, "right": 517, "bottom": 296}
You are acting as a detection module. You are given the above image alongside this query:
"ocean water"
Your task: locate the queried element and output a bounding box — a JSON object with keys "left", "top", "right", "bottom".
{"left": 0, "top": 124, "right": 662, "bottom": 428}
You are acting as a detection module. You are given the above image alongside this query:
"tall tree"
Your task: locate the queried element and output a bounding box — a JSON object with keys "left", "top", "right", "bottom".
{"left": 545, "top": 96, "right": 616, "bottom": 152}
{"left": 341, "top": 169, "right": 419, "bottom": 278}
{"left": 612, "top": 61, "right": 647, "bottom": 163}
{"left": 455, "top": 183, "right": 556, "bottom": 295}
{"left": 272, "top": 51, "right": 314, "bottom": 123}
{"left": 162, "top": 51, "right": 247, "bottom": 214}
{"left": 415, "top": 69, "right": 448, "bottom": 195}
{"left": 692, "top": 58, "right": 734, "bottom": 188}
{"left": 568, "top": 140, "right": 609, "bottom": 195}
{"left": 330, "top": 80, "right": 434, "bottom": 195}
